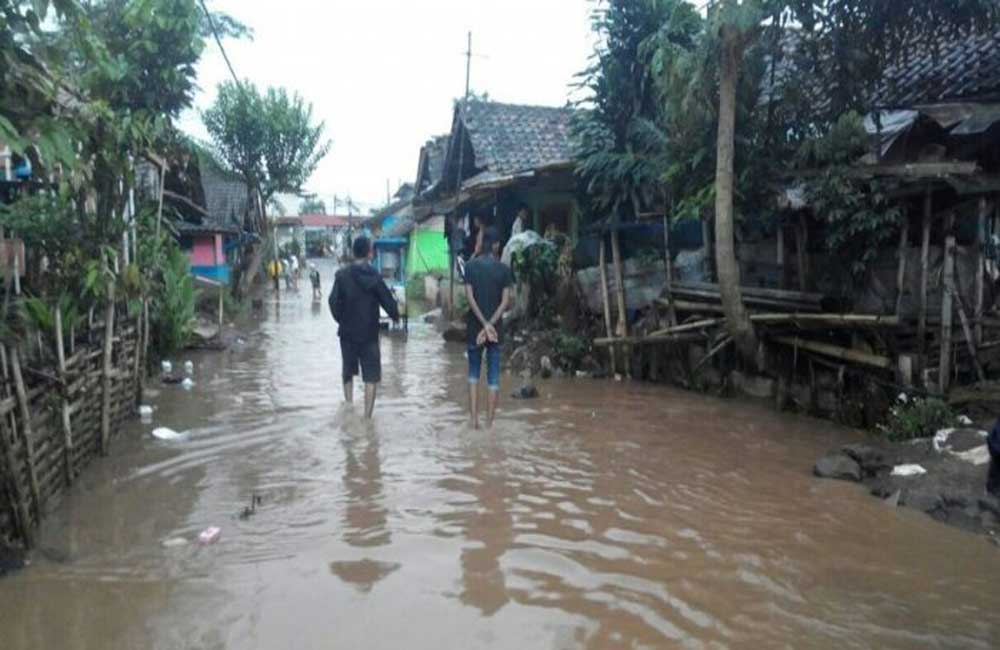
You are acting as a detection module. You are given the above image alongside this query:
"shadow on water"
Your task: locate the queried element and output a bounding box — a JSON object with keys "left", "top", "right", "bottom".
{"left": 1, "top": 258, "right": 999, "bottom": 649}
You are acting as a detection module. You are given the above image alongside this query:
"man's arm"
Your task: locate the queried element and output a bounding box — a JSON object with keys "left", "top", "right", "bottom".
{"left": 375, "top": 279, "right": 400, "bottom": 322}
{"left": 328, "top": 275, "right": 343, "bottom": 321}
{"left": 487, "top": 286, "right": 511, "bottom": 325}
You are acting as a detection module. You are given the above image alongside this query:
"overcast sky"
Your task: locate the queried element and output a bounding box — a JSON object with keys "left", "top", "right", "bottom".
{"left": 178, "top": 0, "right": 597, "bottom": 214}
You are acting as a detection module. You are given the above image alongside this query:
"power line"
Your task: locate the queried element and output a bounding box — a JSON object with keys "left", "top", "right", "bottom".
{"left": 198, "top": 0, "right": 241, "bottom": 87}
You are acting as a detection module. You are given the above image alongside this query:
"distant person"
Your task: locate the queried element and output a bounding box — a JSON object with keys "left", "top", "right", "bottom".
{"left": 329, "top": 236, "right": 400, "bottom": 418}
{"left": 988, "top": 418, "right": 1000, "bottom": 497}
{"left": 464, "top": 227, "right": 512, "bottom": 429}
{"left": 267, "top": 258, "right": 281, "bottom": 292}
{"left": 309, "top": 264, "right": 322, "bottom": 301}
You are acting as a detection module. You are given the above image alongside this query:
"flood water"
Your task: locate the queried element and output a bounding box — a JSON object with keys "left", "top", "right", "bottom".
{"left": 1, "top": 258, "right": 998, "bottom": 649}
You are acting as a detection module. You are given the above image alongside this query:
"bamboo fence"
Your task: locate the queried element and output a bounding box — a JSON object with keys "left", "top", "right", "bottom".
{"left": 0, "top": 301, "right": 143, "bottom": 549}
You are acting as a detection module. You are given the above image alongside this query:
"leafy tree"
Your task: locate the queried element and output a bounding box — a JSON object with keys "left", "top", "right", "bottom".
{"left": 203, "top": 80, "right": 331, "bottom": 292}
{"left": 298, "top": 195, "right": 326, "bottom": 215}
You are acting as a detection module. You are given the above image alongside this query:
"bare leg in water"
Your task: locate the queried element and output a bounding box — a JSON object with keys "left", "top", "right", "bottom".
{"left": 486, "top": 388, "right": 499, "bottom": 428}
{"left": 343, "top": 380, "right": 354, "bottom": 403}
{"left": 364, "top": 383, "right": 377, "bottom": 418}
{"left": 468, "top": 381, "right": 479, "bottom": 430}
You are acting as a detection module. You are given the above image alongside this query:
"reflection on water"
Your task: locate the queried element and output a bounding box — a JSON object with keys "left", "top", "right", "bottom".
{"left": 0, "top": 258, "right": 999, "bottom": 650}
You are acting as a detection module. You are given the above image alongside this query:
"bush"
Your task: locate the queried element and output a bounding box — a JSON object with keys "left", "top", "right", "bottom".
{"left": 554, "top": 332, "right": 588, "bottom": 368}
{"left": 150, "top": 247, "right": 198, "bottom": 358}
{"left": 880, "top": 395, "right": 958, "bottom": 442}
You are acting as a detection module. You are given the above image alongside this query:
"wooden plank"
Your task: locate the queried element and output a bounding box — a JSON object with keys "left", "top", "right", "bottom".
{"left": 939, "top": 235, "right": 956, "bottom": 393}
{"left": 594, "top": 333, "right": 705, "bottom": 347}
{"left": 918, "top": 190, "right": 931, "bottom": 358}
{"left": 895, "top": 217, "right": 908, "bottom": 317}
{"left": 101, "top": 290, "right": 115, "bottom": 455}
{"left": 54, "top": 308, "right": 74, "bottom": 486}
{"left": 770, "top": 336, "right": 892, "bottom": 370}
{"left": 975, "top": 198, "right": 987, "bottom": 344}
{"left": 671, "top": 281, "right": 824, "bottom": 305}
{"left": 611, "top": 228, "right": 630, "bottom": 377}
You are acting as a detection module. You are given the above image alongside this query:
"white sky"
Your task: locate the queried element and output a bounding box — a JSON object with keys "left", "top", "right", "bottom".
{"left": 178, "top": 0, "right": 597, "bottom": 214}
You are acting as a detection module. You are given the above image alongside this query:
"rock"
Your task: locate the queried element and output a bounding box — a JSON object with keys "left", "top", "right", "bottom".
{"left": 841, "top": 444, "right": 892, "bottom": 477}
{"left": 934, "top": 428, "right": 987, "bottom": 453}
{"left": 511, "top": 385, "right": 539, "bottom": 400}
{"left": 540, "top": 356, "right": 553, "bottom": 372}
{"left": 731, "top": 371, "right": 776, "bottom": 400}
{"left": 978, "top": 495, "right": 1000, "bottom": 517}
{"left": 901, "top": 485, "right": 943, "bottom": 513}
{"left": 814, "top": 453, "right": 862, "bottom": 482}
{"left": 422, "top": 308, "right": 442, "bottom": 324}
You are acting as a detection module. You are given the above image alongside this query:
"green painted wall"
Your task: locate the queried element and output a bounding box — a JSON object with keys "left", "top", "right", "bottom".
{"left": 407, "top": 226, "right": 450, "bottom": 277}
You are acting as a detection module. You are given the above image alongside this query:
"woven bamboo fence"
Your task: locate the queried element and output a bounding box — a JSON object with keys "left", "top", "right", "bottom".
{"left": 0, "top": 300, "right": 145, "bottom": 549}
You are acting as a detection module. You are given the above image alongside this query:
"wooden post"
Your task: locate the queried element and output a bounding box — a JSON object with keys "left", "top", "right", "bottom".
{"left": 895, "top": 217, "right": 908, "bottom": 317}
{"left": 611, "top": 227, "right": 631, "bottom": 377}
{"left": 951, "top": 286, "right": 986, "bottom": 382}
{"left": 101, "top": 287, "right": 116, "bottom": 455}
{"left": 795, "top": 214, "right": 808, "bottom": 292}
{"left": 939, "top": 234, "right": 955, "bottom": 393}
{"left": 662, "top": 212, "right": 677, "bottom": 327}
{"left": 776, "top": 223, "right": 785, "bottom": 290}
{"left": 218, "top": 284, "right": 225, "bottom": 336}
{"left": 54, "top": 308, "right": 74, "bottom": 485}
{"left": 9, "top": 346, "right": 41, "bottom": 519}
{"left": 598, "top": 236, "right": 617, "bottom": 375}
{"left": 701, "top": 217, "right": 713, "bottom": 281}
{"left": 0, "top": 349, "right": 32, "bottom": 547}
{"left": 975, "top": 197, "right": 987, "bottom": 345}
{"left": 918, "top": 190, "right": 931, "bottom": 358}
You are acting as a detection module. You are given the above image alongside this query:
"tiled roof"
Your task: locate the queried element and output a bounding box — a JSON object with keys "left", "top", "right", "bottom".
{"left": 875, "top": 29, "right": 1000, "bottom": 108}
{"left": 418, "top": 135, "right": 450, "bottom": 191}
{"left": 299, "top": 214, "right": 351, "bottom": 228}
{"left": 461, "top": 101, "right": 577, "bottom": 177}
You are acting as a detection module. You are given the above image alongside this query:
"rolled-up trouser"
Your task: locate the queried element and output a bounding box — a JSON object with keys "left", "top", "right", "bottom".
{"left": 468, "top": 343, "right": 501, "bottom": 391}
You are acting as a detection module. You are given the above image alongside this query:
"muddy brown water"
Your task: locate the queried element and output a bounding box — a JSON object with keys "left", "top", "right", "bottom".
{"left": 1, "top": 260, "right": 998, "bottom": 649}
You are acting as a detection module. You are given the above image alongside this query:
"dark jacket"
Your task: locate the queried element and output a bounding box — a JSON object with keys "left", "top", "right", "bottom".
{"left": 329, "top": 262, "right": 399, "bottom": 342}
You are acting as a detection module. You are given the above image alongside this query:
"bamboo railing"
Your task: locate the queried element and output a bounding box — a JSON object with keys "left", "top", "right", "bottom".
{"left": 0, "top": 302, "right": 142, "bottom": 549}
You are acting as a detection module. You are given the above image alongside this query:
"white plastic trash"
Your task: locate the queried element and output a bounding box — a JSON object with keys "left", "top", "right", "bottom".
{"left": 152, "top": 427, "right": 187, "bottom": 441}
{"left": 957, "top": 415, "right": 973, "bottom": 426}
{"left": 161, "top": 537, "right": 189, "bottom": 548}
{"left": 181, "top": 378, "right": 195, "bottom": 390}
{"left": 138, "top": 405, "right": 153, "bottom": 417}
{"left": 184, "top": 360, "right": 194, "bottom": 375}
{"left": 198, "top": 526, "right": 221, "bottom": 545}
{"left": 891, "top": 464, "right": 927, "bottom": 477}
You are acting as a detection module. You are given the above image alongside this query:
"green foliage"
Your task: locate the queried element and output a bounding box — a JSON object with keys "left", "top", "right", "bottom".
{"left": 279, "top": 240, "right": 302, "bottom": 259}
{"left": 203, "top": 81, "right": 332, "bottom": 205}
{"left": 880, "top": 395, "right": 957, "bottom": 442}
{"left": 797, "top": 113, "right": 902, "bottom": 287}
{"left": 299, "top": 195, "right": 327, "bottom": 215}
{"left": 511, "top": 243, "right": 558, "bottom": 321}
{"left": 150, "top": 246, "right": 197, "bottom": 357}
{"left": 553, "top": 332, "right": 589, "bottom": 369}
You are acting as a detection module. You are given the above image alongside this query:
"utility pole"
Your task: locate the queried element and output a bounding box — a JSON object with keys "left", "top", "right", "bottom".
{"left": 386, "top": 179, "right": 391, "bottom": 206}
{"left": 450, "top": 31, "right": 473, "bottom": 319}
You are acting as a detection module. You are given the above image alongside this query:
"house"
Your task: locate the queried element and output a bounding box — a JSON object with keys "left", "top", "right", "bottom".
{"left": 417, "top": 100, "right": 582, "bottom": 245}
{"left": 299, "top": 213, "right": 352, "bottom": 257}
{"left": 401, "top": 136, "right": 451, "bottom": 278}
{"left": 274, "top": 216, "right": 305, "bottom": 256}
{"left": 161, "top": 147, "right": 259, "bottom": 286}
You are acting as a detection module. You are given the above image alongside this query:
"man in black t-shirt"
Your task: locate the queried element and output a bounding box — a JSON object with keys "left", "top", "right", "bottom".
{"left": 464, "top": 227, "right": 512, "bottom": 429}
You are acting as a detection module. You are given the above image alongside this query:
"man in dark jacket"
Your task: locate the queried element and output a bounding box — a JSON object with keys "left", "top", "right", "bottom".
{"left": 988, "top": 418, "right": 1000, "bottom": 497}
{"left": 329, "top": 236, "right": 399, "bottom": 417}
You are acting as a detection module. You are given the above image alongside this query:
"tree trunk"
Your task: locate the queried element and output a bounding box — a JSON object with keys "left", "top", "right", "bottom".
{"left": 714, "top": 25, "right": 757, "bottom": 362}
{"left": 237, "top": 192, "right": 269, "bottom": 298}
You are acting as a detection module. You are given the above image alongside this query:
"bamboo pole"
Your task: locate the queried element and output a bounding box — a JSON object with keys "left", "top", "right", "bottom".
{"left": 610, "top": 228, "right": 631, "bottom": 377}
{"left": 662, "top": 212, "right": 677, "bottom": 327}
{"left": 939, "top": 234, "right": 956, "bottom": 393}
{"left": 950, "top": 285, "right": 986, "bottom": 383}
{"left": 594, "top": 332, "right": 704, "bottom": 347}
{"left": 776, "top": 222, "right": 785, "bottom": 289}
{"left": 771, "top": 336, "right": 892, "bottom": 370}
{"left": 101, "top": 287, "right": 116, "bottom": 455}
{"left": 598, "top": 237, "right": 617, "bottom": 375}
{"left": 895, "top": 217, "right": 908, "bottom": 317}
{"left": 9, "top": 346, "right": 41, "bottom": 518}
{"left": 975, "top": 198, "right": 987, "bottom": 345}
{"left": 795, "top": 215, "right": 808, "bottom": 292}
{"left": 918, "top": 190, "right": 931, "bottom": 357}
{"left": 54, "top": 307, "right": 74, "bottom": 485}
{"left": 0, "top": 345, "right": 31, "bottom": 547}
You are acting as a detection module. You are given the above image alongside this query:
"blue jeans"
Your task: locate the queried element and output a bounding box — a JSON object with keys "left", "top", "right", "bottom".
{"left": 468, "top": 343, "right": 501, "bottom": 391}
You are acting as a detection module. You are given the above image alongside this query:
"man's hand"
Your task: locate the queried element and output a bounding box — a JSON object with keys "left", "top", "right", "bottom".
{"left": 484, "top": 324, "right": 498, "bottom": 343}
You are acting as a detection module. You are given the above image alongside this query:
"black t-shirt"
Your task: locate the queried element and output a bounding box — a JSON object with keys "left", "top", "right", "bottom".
{"left": 464, "top": 256, "right": 513, "bottom": 346}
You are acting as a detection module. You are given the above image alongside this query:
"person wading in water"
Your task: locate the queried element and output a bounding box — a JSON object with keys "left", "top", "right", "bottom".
{"left": 464, "top": 227, "right": 512, "bottom": 429}
{"left": 329, "top": 236, "right": 399, "bottom": 418}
